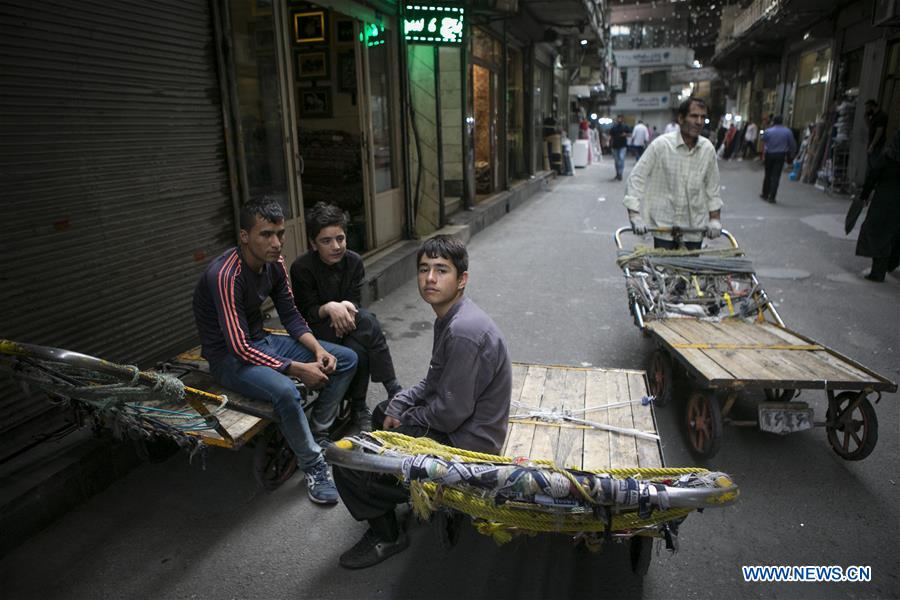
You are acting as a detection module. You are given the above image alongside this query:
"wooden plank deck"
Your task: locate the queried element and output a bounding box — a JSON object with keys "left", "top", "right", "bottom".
{"left": 141, "top": 362, "right": 270, "bottom": 449}
{"left": 646, "top": 318, "right": 891, "bottom": 390}
{"left": 501, "top": 363, "right": 662, "bottom": 470}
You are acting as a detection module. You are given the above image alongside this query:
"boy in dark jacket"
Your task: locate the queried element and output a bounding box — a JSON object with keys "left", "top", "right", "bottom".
{"left": 290, "top": 202, "right": 402, "bottom": 431}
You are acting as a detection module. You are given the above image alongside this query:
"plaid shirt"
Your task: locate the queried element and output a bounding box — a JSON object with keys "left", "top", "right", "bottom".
{"left": 623, "top": 131, "right": 723, "bottom": 242}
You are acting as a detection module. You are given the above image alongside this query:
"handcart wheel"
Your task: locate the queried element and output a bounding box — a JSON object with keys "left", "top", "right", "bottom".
{"left": 253, "top": 425, "right": 298, "bottom": 490}
{"left": 826, "top": 392, "right": 878, "bottom": 461}
{"left": 764, "top": 388, "right": 797, "bottom": 402}
{"left": 685, "top": 391, "right": 722, "bottom": 459}
{"left": 647, "top": 350, "right": 674, "bottom": 407}
{"left": 629, "top": 536, "right": 653, "bottom": 576}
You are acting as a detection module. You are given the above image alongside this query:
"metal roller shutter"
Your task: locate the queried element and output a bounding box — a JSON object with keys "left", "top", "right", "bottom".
{"left": 0, "top": 0, "right": 234, "bottom": 459}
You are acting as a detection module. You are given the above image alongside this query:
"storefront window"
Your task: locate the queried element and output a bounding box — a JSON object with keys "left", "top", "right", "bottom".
{"left": 230, "top": 0, "right": 291, "bottom": 217}
{"left": 368, "top": 41, "right": 395, "bottom": 193}
{"left": 472, "top": 27, "right": 500, "bottom": 64}
{"left": 471, "top": 27, "right": 501, "bottom": 196}
{"left": 640, "top": 69, "right": 669, "bottom": 93}
{"left": 507, "top": 47, "right": 525, "bottom": 181}
{"left": 532, "top": 65, "right": 544, "bottom": 172}
{"left": 793, "top": 47, "right": 831, "bottom": 127}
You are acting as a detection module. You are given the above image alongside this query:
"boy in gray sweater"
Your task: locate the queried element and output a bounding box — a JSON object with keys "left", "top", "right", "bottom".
{"left": 333, "top": 235, "right": 512, "bottom": 569}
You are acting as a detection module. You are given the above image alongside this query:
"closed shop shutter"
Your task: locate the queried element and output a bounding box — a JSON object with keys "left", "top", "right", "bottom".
{"left": 0, "top": 0, "right": 234, "bottom": 459}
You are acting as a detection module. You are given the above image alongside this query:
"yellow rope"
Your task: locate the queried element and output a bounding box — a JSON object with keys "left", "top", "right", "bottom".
{"left": 371, "top": 431, "right": 705, "bottom": 479}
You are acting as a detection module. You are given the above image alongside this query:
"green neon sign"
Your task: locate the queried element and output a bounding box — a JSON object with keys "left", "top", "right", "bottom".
{"left": 363, "top": 22, "right": 386, "bottom": 47}
{"left": 403, "top": 5, "right": 464, "bottom": 44}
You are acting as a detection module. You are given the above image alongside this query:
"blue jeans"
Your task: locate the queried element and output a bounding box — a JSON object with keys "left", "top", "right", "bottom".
{"left": 209, "top": 335, "right": 357, "bottom": 469}
{"left": 614, "top": 147, "right": 626, "bottom": 177}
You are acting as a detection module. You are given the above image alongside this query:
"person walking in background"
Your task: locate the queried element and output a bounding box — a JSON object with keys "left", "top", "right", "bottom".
{"left": 609, "top": 115, "right": 631, "bottom": 181}
{"left": 760, "top": 115, "right": 797, "bottom": 203}
{"left": 631, "top": 120, "right": 650, "bottom": 160}
{"left": 864, "top": 99, "right": 888, "bottom": 160}
{"left": 664, "top": 118, "right": 679, "bottom": 134}
{"left": 855, "top": 130, "right": 900, "bottom": 282}
{"left": 743, "top": 120, "right": 759, "bottom": 160}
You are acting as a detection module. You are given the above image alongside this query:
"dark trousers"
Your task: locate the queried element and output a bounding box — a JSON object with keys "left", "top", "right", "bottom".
{"left": 762, "top": 152, "right": 787, "bottom": 200}
{"left": 870, "top": 239, "right": 900, "bottom": 279}
{"left": 311, "top": 308, "right": 397, "bottom": 402}
{"left": 333, "top": 401, "right": 450, "bottom": 537}
{"left": 743, "top": 142, "right": 756, "bottom": 159}
{"left": 654, "top": 238, "right": 702, "bottom": 250}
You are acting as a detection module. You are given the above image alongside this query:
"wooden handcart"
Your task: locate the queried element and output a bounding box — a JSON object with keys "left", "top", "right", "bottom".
{"left": 327, "top": 362, "right": 739, "bottom": 576}
{"left": 0, "top": 336, "right": 348, "bottom": 490}
{"left": 614, "top": 227, "right": 897, "bottom": 460}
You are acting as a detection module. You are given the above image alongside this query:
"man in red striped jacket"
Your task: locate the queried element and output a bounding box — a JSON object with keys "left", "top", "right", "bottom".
{"left": 193, "top": 199, "right": 358, "bottom": 505}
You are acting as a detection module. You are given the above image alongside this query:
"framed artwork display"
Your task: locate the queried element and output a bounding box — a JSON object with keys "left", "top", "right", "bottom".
{"left": 335, "top": 19, "right": 354, "bottom": 46}
{"left": 296, "top": 50, "right": 329, "bottom": 79}
{"left": 294, "top": 10, "right": 327, "bottom": 44}
{"left": 299, "top": 87, "right": 332, "bottom": 117}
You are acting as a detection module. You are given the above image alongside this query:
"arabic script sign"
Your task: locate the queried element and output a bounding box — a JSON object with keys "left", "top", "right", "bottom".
{"left": 404, "top": 5, "right": 465, "bottom": 44}
{"left": 615, "top": 47, "right": 693, "bottom": 67}
{"left": 614, "top": 94, "right": 672, "bottom": 110}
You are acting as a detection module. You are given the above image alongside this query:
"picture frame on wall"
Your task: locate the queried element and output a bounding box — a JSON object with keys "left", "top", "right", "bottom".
{"left": 296, "top": 50, "right": 329, "bottom": 79}
{"left": 335, "top": 19, "right": 354, "bottom": 46}
{"left": 294, "top": 10, "right": 327, "bottom": 44}
{"left": 299, "top": 87, "right": 332, "bottom": 117}
{"left": 337, "top": 52, "right": 356, "bottom": 92}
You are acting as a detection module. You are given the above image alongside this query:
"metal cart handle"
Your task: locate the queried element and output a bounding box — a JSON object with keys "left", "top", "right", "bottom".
{"left": 614, "top": 226, "right": 738, "bottom": 250}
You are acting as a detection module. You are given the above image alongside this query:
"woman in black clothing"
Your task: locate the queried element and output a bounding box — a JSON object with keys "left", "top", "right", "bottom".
{"left": 856, "top": 130, "right": 900, "bottom": 282}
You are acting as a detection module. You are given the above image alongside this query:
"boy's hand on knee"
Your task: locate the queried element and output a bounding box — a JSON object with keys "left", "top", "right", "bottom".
{"left": 325, "top": 301, "right": 357, "bottom": 337}
{"left": 315, "top": 348, "right": 337, "bottom": 375}
{"left": 383, "top": 415, "right": 402, "bottom": 429}
{"left": 288, "top": 361, "right": 329, "bottom": 389}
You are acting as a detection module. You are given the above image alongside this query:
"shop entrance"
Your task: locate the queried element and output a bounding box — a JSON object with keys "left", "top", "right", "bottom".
{"left": 472, "top": 64, "right": 495, "bottom": 195}
{"left": 470, "top": 27, "right": 501, "bottom": 198}
{"left": 291, "top": 6, "right": 403, "bottom": 254}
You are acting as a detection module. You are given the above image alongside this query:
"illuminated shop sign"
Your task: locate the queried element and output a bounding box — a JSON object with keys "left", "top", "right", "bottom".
{"left": 363, "top": 22, "right": 386, "bottom": 47}
{"left": 403, "top": 5, "right": 464, "bottom": 44}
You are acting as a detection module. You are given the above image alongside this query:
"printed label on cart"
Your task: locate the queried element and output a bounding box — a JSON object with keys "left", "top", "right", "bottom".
{"left": 758, "top": 402, "right": 813, "bottom": 435}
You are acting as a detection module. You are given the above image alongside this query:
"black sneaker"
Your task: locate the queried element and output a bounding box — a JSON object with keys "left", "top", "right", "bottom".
{"left": 339, "top": 529, "right": 410, "bottom": 569}
{"left": 355, "top": 405, "right": 373, "bottom": 433}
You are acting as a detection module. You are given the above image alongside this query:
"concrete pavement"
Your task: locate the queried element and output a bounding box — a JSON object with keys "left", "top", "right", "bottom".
{"left": 1, "top": 153, "right": 897, "bottom": 599}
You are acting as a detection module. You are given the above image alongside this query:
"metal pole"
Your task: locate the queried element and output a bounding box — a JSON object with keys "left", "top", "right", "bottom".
{"left": 461, "top": 18, "right": 473, "bottom": 209}
{"left": 398, "top": 7, "right": 415, "bottom": 239}
{"left": 434, "top": 45, "right": 445, "bottom": 227}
